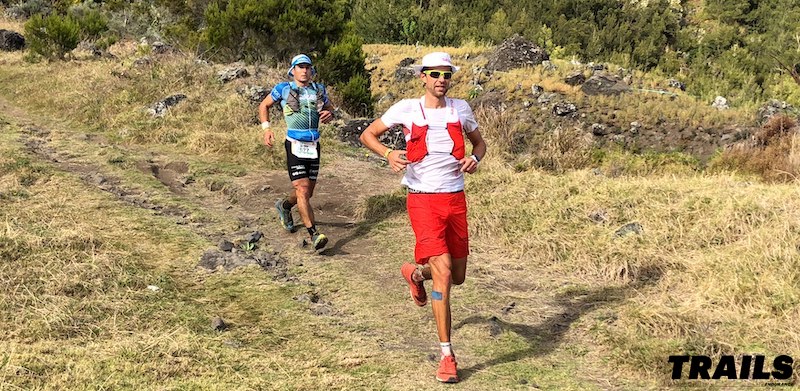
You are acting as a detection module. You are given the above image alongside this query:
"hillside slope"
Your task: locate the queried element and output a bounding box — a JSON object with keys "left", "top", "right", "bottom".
{"left": 2, "top": 28, "right": 800, "bottom": 390}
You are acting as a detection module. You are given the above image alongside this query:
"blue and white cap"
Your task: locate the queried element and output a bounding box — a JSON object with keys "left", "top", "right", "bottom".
{"left": 287, "top": 54, "right": 316, "bottom": 77}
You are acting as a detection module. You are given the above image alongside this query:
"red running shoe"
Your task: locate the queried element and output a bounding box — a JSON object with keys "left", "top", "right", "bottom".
{"left": 436, "top": 355, "right": 459, "bottom": 383}
{"left": 400, "top": 263, "right": 427, "bottom": 306}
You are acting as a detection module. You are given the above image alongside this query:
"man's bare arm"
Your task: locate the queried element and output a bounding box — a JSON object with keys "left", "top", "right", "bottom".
{"left": 360, "top": 119, "right": 409, "bottom": 172}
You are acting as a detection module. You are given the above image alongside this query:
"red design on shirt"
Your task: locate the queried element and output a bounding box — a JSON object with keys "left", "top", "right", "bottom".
{"left": 403, "top": 101, "right": 464, "bottom": 163}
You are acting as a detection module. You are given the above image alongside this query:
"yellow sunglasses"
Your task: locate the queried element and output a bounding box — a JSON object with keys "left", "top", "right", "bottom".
{"left": 422, "top": 70, "right": 453, "bottom": 80}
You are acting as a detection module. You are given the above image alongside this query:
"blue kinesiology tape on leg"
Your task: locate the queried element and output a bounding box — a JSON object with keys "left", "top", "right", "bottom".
{"left": 431, "top": 291, "right": 443, "bottom": 301}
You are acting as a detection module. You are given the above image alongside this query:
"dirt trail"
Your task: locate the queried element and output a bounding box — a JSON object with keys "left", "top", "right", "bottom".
{"left": 1, "top": 96, "right": 641, "bottom": 388}
{"left": 0, "top": 95, "right": 440, "bottom": 357}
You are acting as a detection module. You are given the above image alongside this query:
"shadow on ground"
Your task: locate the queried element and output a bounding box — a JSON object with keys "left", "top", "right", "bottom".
{"left": 319, "top": 190, "right": 407, "bottom": 256}
{"left": 454, "top": 264, "right": 664, "bottom": 381}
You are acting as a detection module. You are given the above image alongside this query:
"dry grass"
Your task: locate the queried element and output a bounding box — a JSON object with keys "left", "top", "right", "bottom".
{"left": 711, "top": 115, "right": 800, "bottom": 182}
{"left": 459, "top": 163, "right": 800, "bottom": 386}
{"left": 0, "top": 123, "right": 408, "bottom": 390}
{"left": 3, "top": 35, "right": 800, "bottom": 389}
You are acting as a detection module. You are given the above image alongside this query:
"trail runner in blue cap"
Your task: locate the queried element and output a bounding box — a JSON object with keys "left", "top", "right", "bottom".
{"left": 258, "top": 54, "right": 334, "bottom": 251}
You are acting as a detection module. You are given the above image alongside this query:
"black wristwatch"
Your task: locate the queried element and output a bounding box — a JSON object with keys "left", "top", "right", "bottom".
{"left": 470, "top": 154, "right": 481, "bottom": 163}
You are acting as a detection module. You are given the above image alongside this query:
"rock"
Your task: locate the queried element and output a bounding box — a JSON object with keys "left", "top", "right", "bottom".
{"left": 294, "top": 292, "right": 321, "bottom": 303}
{"left": 151, "top": 41, "right": 173, "bottom": 55}
{"left": 756, "top": 99, "right": 797, "bottom": 125}
{"left": 587, "top": 62, "right": 607, "bottom": 71}
{"left": 589, "top": 210, "right": 608, "bottom": 223}
{"left": 537, "top": 92, "right": 556, "bottom": 105}
{"left": 668, "top": 79, "right": 686, "bottom": 91}
{"left": 712, "top": 96, "right": 729, "bottom": 110}
{"left": 133, "top": 56, "right": 152, "bottom": 67}
{"left": 580, "top": 72, "right": 630, "bottom": 96}
{"left": 393, "top": 57, "right": 416, "bottom": 81}
{"left": 218, "top": 65, "right": 249, "bottom": 83}
{"left": 219, "top": 240, "right": 234, "bottom": 252}
{"left": 398, "top": 57, "right": 415, "bottom": 67}
{"left": 591, "top": 123, "right": 608, "bottom": 136}
{"left": 211, "top": 316, "right": 227, "bottom": 331}
{"left": 243, "top": 231, "right": 263, "bottom": 244}
{"left": 236, "top": 85, "right": 268, "bottom": 105}
{"left": 553, "top": 102, "right": 577, "bottom": 116}
{"left": 0, "top": 29, "right": 25, "bottom": 51}
{"left": 338, "top": 119, "right": 405, "bottom": 150}
{"left": 198, "top": 248, "right": 286, "bottom": 272}
{"left": 564, "top": 71, "right": 586, "bottom": 86}
{"left": 148, "top": 94, "right": 187, "bottom": 117}
{"left": 488, "top": 316, "right": 503, "bottom": 337}
{"left": 614, "top": 222, "right": 643, "bottom": 237}
{"left": 531, "top": 84, "right": 544, "bottom": 97}
{"left": 486, "top": 34, "right": 549, "bottom": 72}
{"left": 541, "top": 60, "right": 557, "bottom": 71}
{"left": 146, "top": 285, "right": 160, "bottom": 292}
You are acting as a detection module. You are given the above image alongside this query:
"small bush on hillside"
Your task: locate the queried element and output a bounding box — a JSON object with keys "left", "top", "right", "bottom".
{"left": 203, "top": 0, "right": 348, "bottom": 63}
{"left": 317, "top": 29, "right": 374, "bottom": 116}
{"left": 754, "top": 115, "right": 797, "bottom": 146}
{"left": 69, "top": 6, "right": 108, "bottom": 39}
{"left": 24, "top": 13, "right": 81, "bottom": 59}
{"left": 317, "top": 30, "right": 367, "bottom": 86}
{"left": 524, "top": 126, "right": 594, "bottom": 173}
{"left": 5, "top": 0, "right": 52, "bottom": 18}
{"left": 711, "top": 115, "right": 800, "bottom": 182}
{"left": 336, "top": 74, "right": 373, "bottom": 117}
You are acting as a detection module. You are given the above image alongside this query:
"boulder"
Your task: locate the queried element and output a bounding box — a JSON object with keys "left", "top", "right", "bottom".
{"left": 580, "top": 72, "right": 629, "bottom": 96}
{"left": 564, "top": 71, "right": 586, "bottom": 86}
{"left": 218, "top": 65, "right": 249, "bottom": 83}
{"left": 338, "top": 119, "right": 405, "bottom": 151}
{"left": 712, "top": 96, "right": 729, "bottom": 110}
{"left": 553, "top": 102, "right": 577, "bottom": 116}
{"left": 236, "top": 85, "right": 268, "bottom": 105}
{"left": 0, "top": 29, "right": 25, "bottom": 51}
{"left": 394, "top": 57, "right": 416, "bottom": 81}
{"left": 756, "top": 100, "right": 797, "bottom": 125}
{"left": 668, "top": 79, "right": 686, "bottom": 91}
{"left": 486, "top": 34, "right": 549, "bottom": 72}
{"left": 148, "top": 94, "right": 187, "bottom": 117}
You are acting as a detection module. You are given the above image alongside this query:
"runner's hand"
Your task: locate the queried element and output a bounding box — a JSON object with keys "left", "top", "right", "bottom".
{"left": 263, "top": 130, "right": 275, "bottom": 147}
{"left": 387, "top": 150, "right": 409, "bottom": 173}
{"left": 459, "top": 156, "right": 478, "bottom": 174}
{"left": 319, "top": 110, "right": 333, "bottom": 124}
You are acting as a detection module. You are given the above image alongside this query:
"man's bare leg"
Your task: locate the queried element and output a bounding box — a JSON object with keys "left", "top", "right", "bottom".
{"left": 429, "top": 253, "right": 453, "bottom": 343}
{"left": 287, "top": 178, "right": 316, "bottom": 228}
{"left": 416, "top": 257, "right": 466, "bottom": 285}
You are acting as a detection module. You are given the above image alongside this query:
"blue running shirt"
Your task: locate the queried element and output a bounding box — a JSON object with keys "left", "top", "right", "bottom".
{"left": 270, "top": 81, "right": 330, "bottom": 142}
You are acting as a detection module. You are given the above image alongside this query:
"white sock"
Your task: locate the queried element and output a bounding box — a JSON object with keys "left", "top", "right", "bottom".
{"left": 440, "top": 342, "right": 453, "bottom": 357}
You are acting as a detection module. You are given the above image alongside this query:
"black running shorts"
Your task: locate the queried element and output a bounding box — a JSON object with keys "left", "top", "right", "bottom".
{"left": 285, "top": 139, "right": 320, "bottom": 182}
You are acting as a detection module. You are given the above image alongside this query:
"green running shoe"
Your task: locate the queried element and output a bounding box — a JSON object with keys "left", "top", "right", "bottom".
{"left": 275, "top": 199, "right": 293, "bottom": 232}
{"left": 311, "top": 232, "right": 328, "bottom": 251}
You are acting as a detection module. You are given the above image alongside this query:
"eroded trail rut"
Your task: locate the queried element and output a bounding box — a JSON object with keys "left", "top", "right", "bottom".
{"left": 2, "top": 96, "right": 407, "bottom": 322}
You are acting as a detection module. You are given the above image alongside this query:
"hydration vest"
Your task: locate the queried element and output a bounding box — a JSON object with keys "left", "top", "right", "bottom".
{"left": 403, "top": 98, "right": 465, "bottom": 163}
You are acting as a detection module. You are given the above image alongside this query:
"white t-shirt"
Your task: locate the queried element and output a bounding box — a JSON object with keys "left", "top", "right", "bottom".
{"left": 381, "top": 97, "right": 479, "bottom": 192}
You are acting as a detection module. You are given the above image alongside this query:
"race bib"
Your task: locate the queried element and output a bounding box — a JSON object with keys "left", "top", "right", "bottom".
{"left": 291, "top": 139, "right": 319, "bottom": 159}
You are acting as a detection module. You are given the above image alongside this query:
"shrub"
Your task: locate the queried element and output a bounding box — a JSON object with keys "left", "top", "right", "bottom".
{"left": 203, "top": 0, "right": 348, "bottom": 63}
{"left": 69, "top": 6, "right": 109, "bottom": 39}
{"left": 711, "top": 115, "right": 800, "bottom": 182}
{"left": 24, "top": 13, "right": 81, "bottom": 59}
{"left": 336, "top": 74, "right": 373, "bottom": 117}
{"left": 317, "top": 29, "right": 367, "bottom": 86}
{"left": 5, "top": 0, "right": 52, "bottom": 19}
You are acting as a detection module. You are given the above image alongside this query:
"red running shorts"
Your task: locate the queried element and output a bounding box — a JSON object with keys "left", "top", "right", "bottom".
{"left": 407, "top": 191, "right": 469, "bottom": 265}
